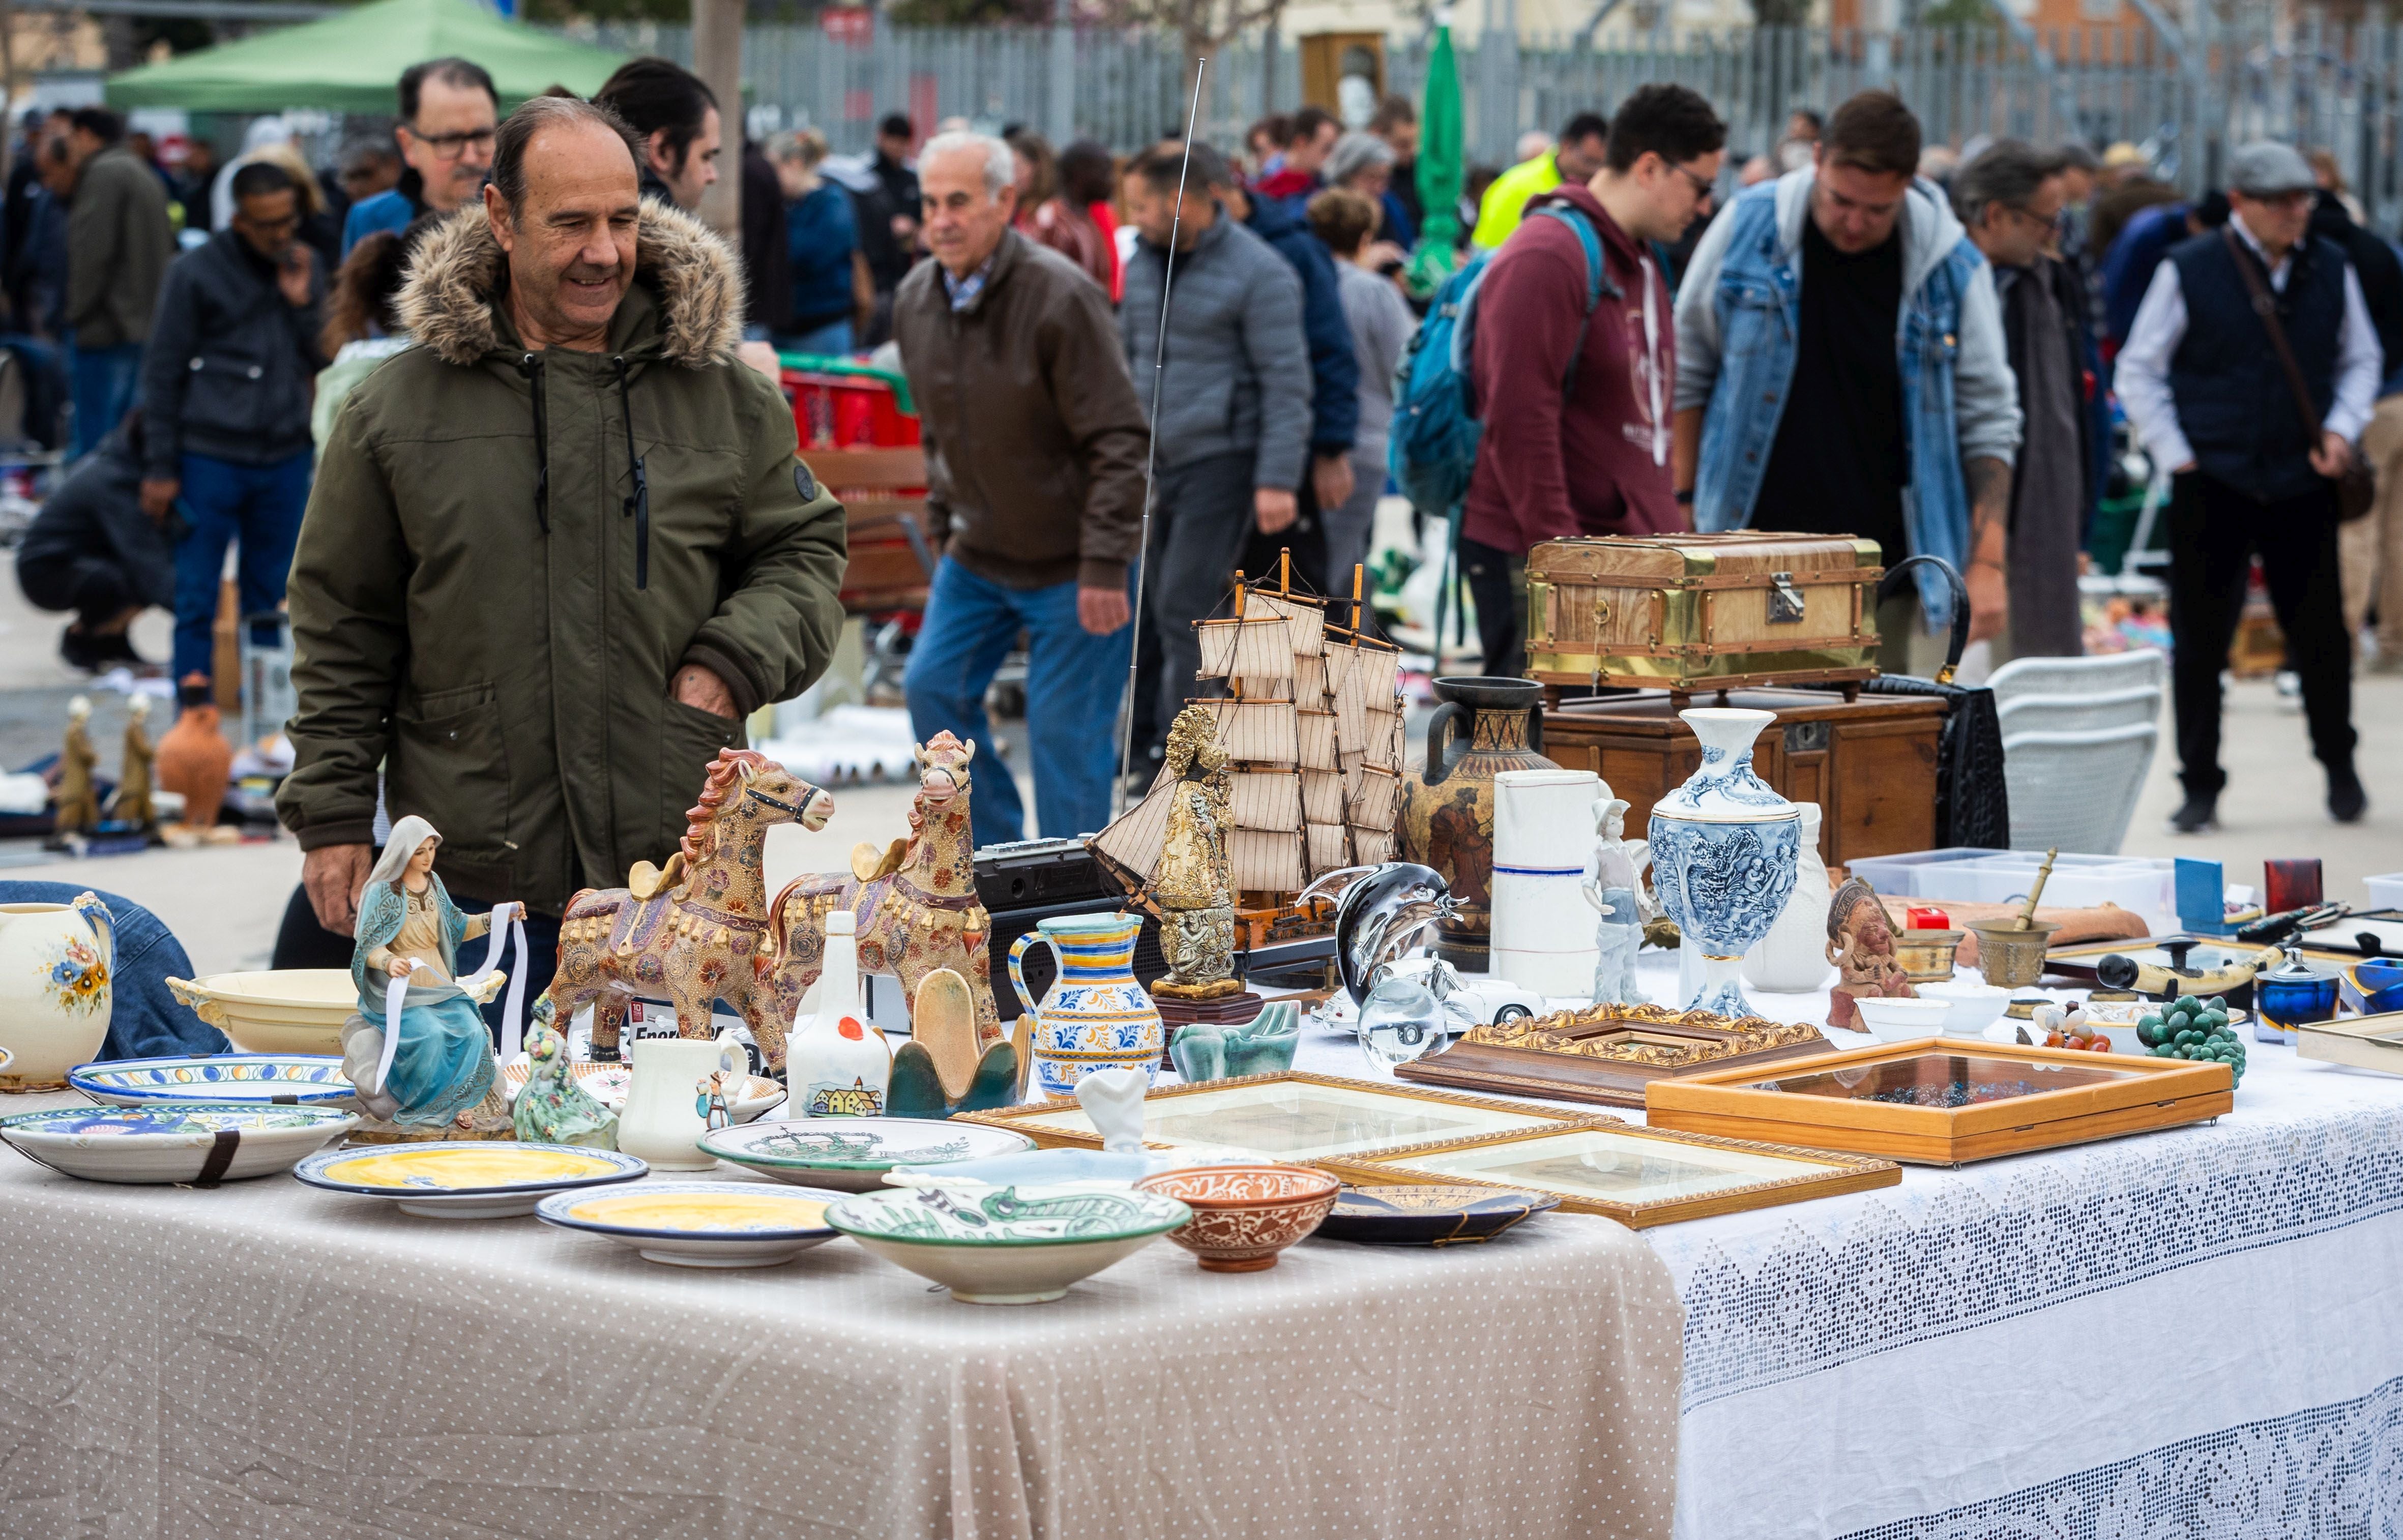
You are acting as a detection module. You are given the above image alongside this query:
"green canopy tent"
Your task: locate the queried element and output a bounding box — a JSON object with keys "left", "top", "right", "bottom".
{"left": 105, "top": 0, "right": 626, "bottom": 113}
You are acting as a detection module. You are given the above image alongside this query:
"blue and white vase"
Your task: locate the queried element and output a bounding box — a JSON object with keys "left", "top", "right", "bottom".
{"left": 1648, "top": 709, "right": 1801, "bottom": 1020}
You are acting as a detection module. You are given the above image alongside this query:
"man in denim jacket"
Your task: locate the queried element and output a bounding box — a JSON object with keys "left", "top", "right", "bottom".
{"left": 1673, "top": 92, "right": 2021, "bottom": 661}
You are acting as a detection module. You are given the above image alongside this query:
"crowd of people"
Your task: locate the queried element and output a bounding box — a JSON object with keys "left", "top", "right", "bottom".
{"left": 4, "top": 59, "right": 2390, "bottom": 894}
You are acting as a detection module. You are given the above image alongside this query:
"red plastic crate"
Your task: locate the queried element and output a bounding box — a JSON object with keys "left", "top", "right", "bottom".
{"left": 781, "top": 364, "right": 921, "bottom": 450}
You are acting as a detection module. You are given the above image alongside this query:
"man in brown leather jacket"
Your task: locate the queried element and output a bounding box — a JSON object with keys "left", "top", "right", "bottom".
{"left": 893, "top": 130, "right": 1149, "bottom": 847}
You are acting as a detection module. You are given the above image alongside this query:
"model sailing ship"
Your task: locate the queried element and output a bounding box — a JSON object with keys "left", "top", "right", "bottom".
{"left": 1092, "top": 555, "right": 1405, "bottom": 948}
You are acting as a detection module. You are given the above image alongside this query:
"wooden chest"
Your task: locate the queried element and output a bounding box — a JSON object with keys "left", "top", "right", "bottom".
{"left": 1541, "top": 687, "right": 1945, "bottom": 868}
{"left": 1524, "top": 533, "right": 1883, "bottom": 692}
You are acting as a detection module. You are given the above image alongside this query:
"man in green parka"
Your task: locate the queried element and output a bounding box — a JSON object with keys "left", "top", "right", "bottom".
{"left": 278, "top": 95, "right": 847, "bottom": 963}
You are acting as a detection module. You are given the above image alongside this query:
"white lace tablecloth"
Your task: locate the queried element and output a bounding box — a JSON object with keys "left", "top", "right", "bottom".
{"left": 1294, "top": 952, "right": 2403, "bottom": 1538}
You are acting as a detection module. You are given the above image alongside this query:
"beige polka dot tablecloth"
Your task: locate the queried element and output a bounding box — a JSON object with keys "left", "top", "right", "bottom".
{"left": 0, "top": 1097, "right": 1683, "bottom": 1540}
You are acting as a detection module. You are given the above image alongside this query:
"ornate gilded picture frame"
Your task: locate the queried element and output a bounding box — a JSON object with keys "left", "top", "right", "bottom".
{"left": 1322, "top": 1122, "right": 1899, "bottom": 1228}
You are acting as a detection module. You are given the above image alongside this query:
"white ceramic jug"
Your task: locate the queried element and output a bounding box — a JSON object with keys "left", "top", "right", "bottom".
{"left": 1488, "top": 767, "right": 1602, "bottom": 997}
{"left": 617, "top": 1031, "right": 745, "bottom": 1170}
{"left": 0, "top": 893, "right": 114, "bottom": 1090}
{"left": 1743, "top": 803, "right": 1834, "bottom": 995}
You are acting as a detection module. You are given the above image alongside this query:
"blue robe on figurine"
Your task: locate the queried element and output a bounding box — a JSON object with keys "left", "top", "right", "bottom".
{"left": 346, "top": 817, "right": 496, "bottom": 1127}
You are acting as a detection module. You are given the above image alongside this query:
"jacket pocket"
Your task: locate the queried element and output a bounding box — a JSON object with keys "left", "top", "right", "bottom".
{"left": 388, "top": 684, "right": 511, "bottom": 863}
{"left": 661, "top": 696, "right": 744, "bottom": 836}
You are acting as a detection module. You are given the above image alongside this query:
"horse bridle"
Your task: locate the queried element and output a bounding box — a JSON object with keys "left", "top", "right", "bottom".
{"left": 745, "top": 784, "right": 811, "bottom": 818}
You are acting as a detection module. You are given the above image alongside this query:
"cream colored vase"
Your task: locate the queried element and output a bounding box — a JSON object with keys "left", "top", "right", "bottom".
{"left": 0, "top": 893, "right": 114, "bottom": 1090}
{"left": 1742, "top": 803, "right": 1833, "bottom": 995}
{"left": 617, "top": 1032, "right": 746, "bottom": 1170}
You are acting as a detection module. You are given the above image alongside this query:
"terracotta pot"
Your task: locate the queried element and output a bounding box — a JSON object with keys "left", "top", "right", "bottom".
{"left": 1398, "top": 677, "right": 1556, "bottom": 970}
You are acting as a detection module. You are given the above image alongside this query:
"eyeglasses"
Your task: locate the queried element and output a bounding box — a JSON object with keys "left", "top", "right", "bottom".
{"left": 1669, "top": 161, "right": 1717, "bottom": 201}
{"left": 405, "top": 125, "right": 496, "bottom": 161}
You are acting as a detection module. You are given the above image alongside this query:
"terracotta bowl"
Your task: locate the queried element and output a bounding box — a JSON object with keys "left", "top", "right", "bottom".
{"left": 1136, "top": 1164, "right": 1342, "bottom": 1272}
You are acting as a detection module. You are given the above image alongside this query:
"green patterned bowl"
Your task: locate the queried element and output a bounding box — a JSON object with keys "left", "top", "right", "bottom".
{"left": 826, "top": 1184, "right": 1190, "bottom": 1304}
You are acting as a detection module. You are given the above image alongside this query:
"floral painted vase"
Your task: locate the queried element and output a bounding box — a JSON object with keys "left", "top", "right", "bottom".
{"left": 0, "top": 893, "right": 113, "bottom": 1090}
{"left": 1648, "top": 709, "right": 1801, "bottom": 1020}
{"left": 1007, "top": 913, "right": 1163, "bottom": 1098}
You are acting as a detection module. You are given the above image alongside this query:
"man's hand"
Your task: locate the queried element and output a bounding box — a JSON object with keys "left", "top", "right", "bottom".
{"left": 276, "top": 245, "right": 314, "bottom": 308}
{"left": 1964, "top": 455, "right": 2011, "bottom": 645}
{"left": 1077, "top": 585, "right": 1131, "bottom": 635}
{"left": 303, "top": 843, "right": 373, "bottom": 935}
{"left": 1966, "top": 561, "right": 2008, "bottom": 645}
{"left": 673, "top": 663, "right": 738, "bottom": 718}
{"left": 2311, "top": 431, "right": 2353, "bottom": 479}
{"left": 1312, "top": 454, "right": 1356, "bottom": 515}
{"left": 1254, "top": 488, "right": 1298, "bottom": 534}
{"left": 139, "top": 478, "right": 179, "bottom": 523}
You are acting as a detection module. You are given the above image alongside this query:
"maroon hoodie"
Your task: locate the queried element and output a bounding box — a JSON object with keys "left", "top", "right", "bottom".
{"left": 1463, "top": 184, "right": 1685, "bottom": 554}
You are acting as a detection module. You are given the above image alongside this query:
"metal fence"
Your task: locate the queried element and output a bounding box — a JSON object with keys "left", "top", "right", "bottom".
{"left": 570, "top": 12, "right": 2403, "bottom": 233}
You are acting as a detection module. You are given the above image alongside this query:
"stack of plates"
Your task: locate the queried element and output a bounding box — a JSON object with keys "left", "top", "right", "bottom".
{"left": 294, "top": 1142, "right": 647, "bottom": 1218}
{"left": 0, "top": 1103, "right": 357, "bottom": 1184}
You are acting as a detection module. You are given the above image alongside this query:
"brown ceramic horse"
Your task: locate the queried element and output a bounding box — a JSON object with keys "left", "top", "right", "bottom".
{"left": 541, "top": 748, "right": 833, "bottom": 1063}
{"left": 760, "top": 732, "right": 1001, "bottom": 1066}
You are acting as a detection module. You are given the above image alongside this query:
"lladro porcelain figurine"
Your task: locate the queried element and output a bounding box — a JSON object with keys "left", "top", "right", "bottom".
{"left": 346, "top": 817, "right": 526, "bottom": 1132}
{"left": 512, "top": 1000, "right": 618, "bottom": 1148}
{"left": 786, "top": 909, "right": 892, "bottom": 1116}
{"left": 1581, "top": 796, "right": 1647, "bottom": 1007}
{"left": 1646, "top": 709, "right": 1801, "bottom": 1019}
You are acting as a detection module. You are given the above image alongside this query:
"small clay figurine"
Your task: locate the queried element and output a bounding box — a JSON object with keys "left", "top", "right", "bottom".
{"left": 50, "top": 695, "right": 99, "bottom": 843}
{"left": 155, "top": 674, "right": 232, "bottom": 839}
{"left": 1825, "top": 877, "right": 1917, "bottom": 1030}
{"left": 113, "top": 696, "right": 157, "bottom": 834}
{"left": 512, "top": 999, "right": 618, "bottom": 1149}
{"left": 1580, "top": 796, "right": 1647, "bottom": 1007}
{"left": 344, "top": 816, "right": 524, "bottom": 1132}
{"left": 696, "top": 1069, "right": 735, "bottom": 1132}
{"left": 1151, "top": 705, "right": 1240, "bottom": 1000}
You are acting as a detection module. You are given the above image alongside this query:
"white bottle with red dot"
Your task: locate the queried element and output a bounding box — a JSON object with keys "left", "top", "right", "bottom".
{"left": 787, "top": 909, "right": 890, "bottom": 1117}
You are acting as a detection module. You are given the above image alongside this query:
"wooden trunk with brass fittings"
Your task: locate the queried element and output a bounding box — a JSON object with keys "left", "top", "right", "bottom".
{"left": 1524, "top": 534, "right": 1884, "bottom": 696}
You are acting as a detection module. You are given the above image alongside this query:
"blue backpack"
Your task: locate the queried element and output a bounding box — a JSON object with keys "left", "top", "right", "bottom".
{"left": 1386, "top": 203, "right": 1614, "bottom": 516}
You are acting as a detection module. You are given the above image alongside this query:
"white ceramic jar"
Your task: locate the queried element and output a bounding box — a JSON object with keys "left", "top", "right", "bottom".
{"left": 0, "top": 893, "right": 114, "bottom": 1090}
{"left": 1743, "top": 803, "right": 1833, "bottom": 995}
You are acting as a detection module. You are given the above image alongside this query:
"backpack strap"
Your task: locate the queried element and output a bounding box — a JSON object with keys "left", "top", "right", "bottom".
{"left": 1533, "top": 204, "right": 1619, "bottom": 394}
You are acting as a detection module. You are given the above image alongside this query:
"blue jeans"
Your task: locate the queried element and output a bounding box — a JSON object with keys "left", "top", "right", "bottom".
{"left": 0, "top": 882, "right": 229, "bottom": 1059}
{"left": 905, "top": 557, "right": 1133, "bottom": 848}
{"left": 775, "top": 317, "right": 854, "bottom": 357}
{"left": 67, "top": 340, "right": 142, "bottom": 460}
{"left": 171, "top": 448, "right": 312, "bottom": 684}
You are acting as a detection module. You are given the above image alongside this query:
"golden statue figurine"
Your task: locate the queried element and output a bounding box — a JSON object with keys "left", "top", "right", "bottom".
{"left": 113, "top": 696, "right": 157, "bottom": 834}
{"left": 50, "top": 695, "right": 100, "bottom": 843}
{"left": 1151, "top": 704, "right": 1241, "bottom": 1000}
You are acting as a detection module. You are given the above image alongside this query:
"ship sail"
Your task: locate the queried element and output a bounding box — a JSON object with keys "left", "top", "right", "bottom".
{"left": 1089, "top": 762, "right": 1176, "bottom": 889}
{"left": 1196, "top": 617, "right": 1295, "bottom": 682}
{"left": 1228, "top": 771, "right": 1302, "bottom": 830}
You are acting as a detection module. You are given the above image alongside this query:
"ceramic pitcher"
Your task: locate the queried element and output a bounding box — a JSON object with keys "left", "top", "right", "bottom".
{"left": 0, "top": 893, "right": 113, "bottom": 1090}
{"left": 1648, "top": 709, "right": 1801, "bottom": 1020}
{"left": 617, "top": 1031, "right": 746, "bottom": 1170}
{"left": 1742, "top": 802, "right": 1833, "bottom": 995}
{"left": 1398, "top": 677, "right": 1558, "bottom": 970}
{"left": 1008, "top": 913, "right": 1162, "bottom": 1098}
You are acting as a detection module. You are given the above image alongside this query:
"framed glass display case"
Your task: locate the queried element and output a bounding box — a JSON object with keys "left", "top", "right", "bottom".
{"left": 2295, "top": 1010, "right": 2403, "bottom": 1076}
{"left": 1645, "top": 1039, "right": 2234, "bottom": 1164}
{"left": 1323, "top": 1122, "right": 1898, "bottom": 1228}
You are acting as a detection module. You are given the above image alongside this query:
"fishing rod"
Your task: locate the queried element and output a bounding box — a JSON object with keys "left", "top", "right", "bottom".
{"left": 1112, "top": 53, "right": 1209, "bottom": 820}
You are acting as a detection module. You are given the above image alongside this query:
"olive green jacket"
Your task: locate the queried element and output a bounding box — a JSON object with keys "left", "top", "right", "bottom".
{"left": 276, "top": 198, "right": 847, "bottom": 914}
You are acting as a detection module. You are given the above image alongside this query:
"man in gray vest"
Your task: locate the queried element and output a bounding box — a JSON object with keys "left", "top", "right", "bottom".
{"left": 2117, "top": 141, "right": 2379, "bottom": 831}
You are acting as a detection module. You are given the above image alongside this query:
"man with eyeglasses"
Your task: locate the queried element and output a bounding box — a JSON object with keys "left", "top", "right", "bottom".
{"left": 1955, "top": 140, "right": 2091, "bottom": 663}
{"left": 138, "top": 159, "right": 325, "bottom": 690}
{"left": 1460, "top": 83, "right": 1725, "bottom": 678}
{"left": 341, "top": 56, "right": 497, "bottom": 256}
{"left": 2117, "top": 141, "right": 2377, "bottom": 831}
{"left": 1676, "top": 90, "right": 2021, "bottom": 674}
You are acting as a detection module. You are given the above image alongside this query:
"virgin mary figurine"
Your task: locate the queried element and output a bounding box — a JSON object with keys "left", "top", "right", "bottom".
{"left": 343, "top": 816, "right": 522, "bottom": 1128}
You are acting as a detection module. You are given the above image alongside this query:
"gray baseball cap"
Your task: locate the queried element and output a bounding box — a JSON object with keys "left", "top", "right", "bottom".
{"left": 2228, "top": 141, "right": 2318, "bottom": 197}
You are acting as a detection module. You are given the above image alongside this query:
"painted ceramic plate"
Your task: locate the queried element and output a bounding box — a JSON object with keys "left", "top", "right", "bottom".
{"left": 536, "top": 1180, "right": 845, "bottom": 1267}
{"left": 0, "top": 1102, "right": 358, "bottom": 1184}
{"left": 294, "top": 1141, "right": 648, "bottom": 1218}
{"left": 698, "top": 1118, "right": 1036, "bottom": 1192}
{"left": 1313, "top": 1184, "right": 1561, "bottom": 1246}
{"left": 502, "top": 1062, "right": 783, "bottom": 1125}
{"left": 826, "top": 1186, "right": 1191, "bottom": 1304}
{"left": 69, "top": 1053, "right": 355, "bottom": 1107}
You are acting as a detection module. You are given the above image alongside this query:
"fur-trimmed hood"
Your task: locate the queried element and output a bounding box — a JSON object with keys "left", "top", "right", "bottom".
{"left": 396, "top": 195, "right": 745, "bottom": 368}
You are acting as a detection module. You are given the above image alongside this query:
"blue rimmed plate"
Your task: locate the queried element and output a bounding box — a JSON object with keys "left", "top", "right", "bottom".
{"left": 294, "top": 1141, "right": 647, "bottom": 1218}
{"left": 70, "top": 1053, "right": 354, "bottom": 1107}
{"left": 0, "top": 1102, "right": 357, "bottom": 1184}
{"left": 536, "top": 1180, "right": 846, "bottom": 1267}
{"left": 1313, "top": 1184, "right": 1560, "bottom": 1246}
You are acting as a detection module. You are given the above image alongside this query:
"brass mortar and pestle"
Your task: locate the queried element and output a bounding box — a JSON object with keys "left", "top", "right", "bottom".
{"left": 1963, "top": 849, "right": 2062, "bottom": 989}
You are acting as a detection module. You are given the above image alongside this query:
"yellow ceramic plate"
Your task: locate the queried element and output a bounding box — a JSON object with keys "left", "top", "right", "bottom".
{"left": 295, "top": 1140, "right": 647, "bottom": 1196}
{"left": 553, "top": 1186, "right": 834, "bottom": 1236}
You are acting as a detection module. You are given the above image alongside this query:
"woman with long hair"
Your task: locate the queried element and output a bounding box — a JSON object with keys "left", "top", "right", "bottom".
{"left": 311, "top": 220, "right": 426, "bottom": 451}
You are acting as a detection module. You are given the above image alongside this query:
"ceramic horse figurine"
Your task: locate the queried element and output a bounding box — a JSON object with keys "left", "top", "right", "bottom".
{"left": 760, "top": 732, "right": 1000, "bottom": 1072}
{"left": 542, "top": 748, "right": 833, "bottom": 1062}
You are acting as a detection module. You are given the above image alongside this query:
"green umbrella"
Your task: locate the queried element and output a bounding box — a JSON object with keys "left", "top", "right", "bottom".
{"left": 1407, "top": 21, "right": 1464, "bottom": 297}
{"left": 107, "top": 0, "right": 626, "bottom": 113}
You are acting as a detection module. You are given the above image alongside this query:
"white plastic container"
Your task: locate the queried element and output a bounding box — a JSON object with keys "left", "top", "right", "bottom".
{"left": 1845, "top": 848, "right": 2176, "bottom": 934}
{"left": 2368, "top": 873, "right": 2403, "bottom": 912}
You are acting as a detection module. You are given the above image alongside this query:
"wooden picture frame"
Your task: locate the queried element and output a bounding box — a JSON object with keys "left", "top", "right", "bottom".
{"left": 1645, "top": 1038, "right": 2233, "bottom": 1165}
{"left": 956, "top": 1071, "right": 1605, "bottom": 1166}
{"left": 2295, "top": 1010, "right": 2403, "bottom": 1075}
{"left": 1322, "top": 1122, "right": 1898, "bottom": 1229}
{"left": 1396, "top": 1004, "right": 1833, "bottom": 1108}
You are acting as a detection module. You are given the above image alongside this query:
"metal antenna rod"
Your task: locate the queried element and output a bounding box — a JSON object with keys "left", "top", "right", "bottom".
{"left": 1113, "top": 53, "right": 1208, "bottom": 819}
